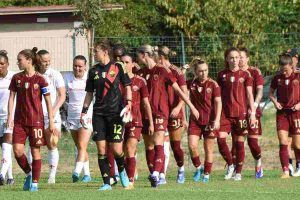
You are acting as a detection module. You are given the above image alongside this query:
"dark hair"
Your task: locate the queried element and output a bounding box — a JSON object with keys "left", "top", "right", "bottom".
{"left": 224, "top": 47, "right": 239, "bottom": 68}
{"left": 239, "top": 47, "right": 249, "bottom": 57}
{"left": 158, "top": 46, "right": 176, "bottom": 60}
{"left": 73, "top": 55, "right": 87, "bottom": 64}
{"left": 0, "top": 50, "right": 8, "bottom": 63}
{"left": 190, "top": 58, "right": 206, "bottom": 71}
{"left": 37, "top": 49, "right": 49, "bottom": 56}
{"left": 18, "top": 47, "right": 38, "bottom": 66}
{"left": 279, "top": 53, "right": 293, "bottom": 66}
{"left": 112, "top": 44, "right": 125, "bottom": 61}
{"left": 94, "top": 39, "right": 112, "bottom": 58}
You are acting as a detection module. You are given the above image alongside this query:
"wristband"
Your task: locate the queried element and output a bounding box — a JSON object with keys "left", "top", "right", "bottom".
{"left": 254, "top": 102, "right": 258, "bottom": 108}
{"left": 250, "top": 112, "right": 256, "bottom": 115}
{"left": 81, "top": 106, "right": 89, "bottom": 114}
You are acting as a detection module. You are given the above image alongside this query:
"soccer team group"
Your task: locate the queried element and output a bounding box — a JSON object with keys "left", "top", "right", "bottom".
{"left": 0, "top": 40, "right": 299, "bottom": 192}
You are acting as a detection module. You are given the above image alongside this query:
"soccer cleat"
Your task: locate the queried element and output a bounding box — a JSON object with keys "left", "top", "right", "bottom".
{"left": 98, "top": 184, "right": 112, "bottom": 191}
{"left": 134, "top": 170, "right": 139, "bottom": 181}
{"left": 119, "top": 169, "right": 129, "bottom": 188}
{"left": 110, "top": 176, "right": 118, "bottom": 186}
{"left": 177, "top": 170, "right": 185, "bottom": 184}
{"left": 288, "top": 164, "right": 294, "bottom": 176}
{"left": 0, "top": 174, "right": 4, "bottom": 186}
{"left": 293, "top": 168, "right": 300, "bottom": 177}
{"left": 29, "top": 185, "right": 38, "bottom": 192}
{"left": 233, "top": 173, "right": 242, "bottom": 181}
{"left": 255, "top": 166, "right": 264, "bottom": 179}
{"left": 125, "top": 182, "right": 134, "bottom": 190}
{"left": 72, "top": 172, "right": 80, "bottom": 183}
{"left": 193, "top": 166, "right": 204, "bottom": 182}
{"left": 158, "top": 176, "right": 167, "bottom": 185}
{"left": 224, "top": 165, "right": 235, "bottom": 180}
{"left": 148, "top": 175, "right": 158, "bottom": 188}
{"left": 202, "top": 174, "right": 210, "bottom": 183}
{"left": 82, "top": 175, "right": 92, "bottom": 183}
{"left": 6, "top": 179, "right": 15, "bottom": 185}
{"left": 23, "top": 175, "right": 32, "bottom": 191}
{"left": 47, "top": 176, "right": 56, "bottom": 184}
{"left": 281, "top": 171, "right": 290, "bottom": 179}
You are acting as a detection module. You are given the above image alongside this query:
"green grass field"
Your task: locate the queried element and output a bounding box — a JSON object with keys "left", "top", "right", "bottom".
{"left": 1, "top": 107, "right": 300, "bottom": 199}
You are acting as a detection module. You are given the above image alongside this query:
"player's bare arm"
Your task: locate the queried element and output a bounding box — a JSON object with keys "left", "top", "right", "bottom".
{"left": 170, "top": 85, "right": 187, "bottom": 118}
{"left": 142, "top": 97, "right": 154, "bottom": 135}
{"left": 6, "top": 91, "right": 16, "bottom": 129}
{"left": 213, "top": 96, "right": 222, "bottom": 130}
{"left": 246, "top": 86, "right": 256, "bottom": 126}
{"left": 80, "top": 91, "right": 93, "bottom": 124}
{"left": 52, "top": 86, "right": 66, "bottom": 116}
{"left": 269, "top": 88, "right": 283, "bottom": 110}
{"left": 44, "top": 95, "right": 55, "bottom": 134}
{"left": 254, "top": 85, "right": 263, "bottom": 110}
{"left": 124, "top": 85, "right": 132, "bottom": 111}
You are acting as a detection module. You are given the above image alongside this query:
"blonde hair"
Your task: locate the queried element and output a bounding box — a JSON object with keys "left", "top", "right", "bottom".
{"left": 137, "top": 44, "right": 158, "bottom": 57}
{"left": 190, "top": 57, "right": 206, "bottom": 71}
{"left": 158, "top": 46, "right": 176, "bottom": 60}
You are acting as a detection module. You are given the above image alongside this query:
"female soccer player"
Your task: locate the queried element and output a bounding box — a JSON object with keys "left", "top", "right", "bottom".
{"left": 65, "top": 55, "right": 92, "bottom": 183}
{"left": 36, "top": 50, "right": 66, "bottom": 184}
{"left": 156, "top": 46, "right": 187, "bottom": 184}
{"left": 121, "top": 54, "right": 154, "bottom": 189}
{"left": 187, "top": 58, "right": 222, "bottom": 183}
{"left": 269, "top": 53, "right": 300, "bottom": 178}
{"left": 0, "top": 50, "right": 15, "bottom": 185}
{"left": 7, "top": 47, "right": 55, "bottom": 192}
{"left": 217, "top": 47, "right": 256, "bottom": 181}
{"left": 136, "top": 44, "right": 199, "bottom": 187}
{"left": 239, "top": 47, "right": 264, "bottom": 178}
{"left": 81, "top": 40, "right": 131, "bottom": 191}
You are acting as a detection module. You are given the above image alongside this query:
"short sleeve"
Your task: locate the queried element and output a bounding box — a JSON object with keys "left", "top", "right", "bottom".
{"left": 161, "top": 67, "right": 177, "bottom": 86}
{"left": 212, "top": 81, "right": 221, "bottom": 98}
{"left": 254, "top": 69, "right": 264, "bottom": 86}
{"left": 54, "top": 71, "right": 65, "bottom": 88}
{"left": 244, "top": 71, "right": 253, "bottom": 87}
{"left": 270, "top": 76, "right": 278, "bottom": 90}
{"left": 177, "top": 72, "right": 186, "bottom": 87}
{"left": 85, "top": 68, "right": 95, "bottom": 92}
{"left": 39, "top": 76, "right": 50, "bottom": 96}
{"left": 140, "top": 78, "right": 149, "bottom": 98}
{"left": 8, "top": 75, "right": 17, "bottom": 92}
{"left": 116, "top": 62, "right": 131, "bottom": 87}
{"left": 216, "top": 72, "right": 222, "bottom": 86}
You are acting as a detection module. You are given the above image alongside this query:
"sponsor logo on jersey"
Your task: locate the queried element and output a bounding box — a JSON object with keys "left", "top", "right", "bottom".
{"left": 36, "top": 139, "right": 42, "bottom": 145}
{"left": 114, "top": 135, "right": 120, "bottom": 140}
{"left": 285, "top": 79, "right": 290, "bottom": 85}
{"left": 94, "top": 74, "right": 99, "bottom": 80}
{"left": 146, "top": 74, "right": 150, "bottom": 80}
{"left": 197, "top": 87, "right": 203, "bottom": 93}
{"left": 101, "top": 72, "right": 106, "bottom": 79}
{"left": 158, "top": 125, "right": 164, "bottom": 130}
{"left": 34, "top": 84, "right": 39, "bottom": 89}
{"left": 25, "top": 82, "right": 29, "bottom": 89}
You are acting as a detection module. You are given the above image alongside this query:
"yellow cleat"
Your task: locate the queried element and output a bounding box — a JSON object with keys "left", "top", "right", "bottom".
{"left": 125, "top": 182, "right": 134, "bottom": 190}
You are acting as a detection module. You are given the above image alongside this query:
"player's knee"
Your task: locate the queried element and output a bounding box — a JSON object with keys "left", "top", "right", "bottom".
{"left": 13, "top": 148, "right": 23, "bottom": 158}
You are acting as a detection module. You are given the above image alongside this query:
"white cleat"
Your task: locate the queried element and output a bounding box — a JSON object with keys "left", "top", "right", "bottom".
{"left": 47, "top": 177, "right": 56, "bottom": 184}
{"left": 224, "top": 165, "right": 235, "bottom": 180}
{"left": 233, "top": 173, "right": 242, "bottom": 181}
{"left": 293, "top": 168, "right": 300, "bottom": 177}
{"left": 289, "top": 164, "right": 294, "bottom": 176}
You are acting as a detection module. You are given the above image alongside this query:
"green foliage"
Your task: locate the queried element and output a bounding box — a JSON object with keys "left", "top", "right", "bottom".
{"left": 0, "top": 0, "right": 73, "bottom": 7}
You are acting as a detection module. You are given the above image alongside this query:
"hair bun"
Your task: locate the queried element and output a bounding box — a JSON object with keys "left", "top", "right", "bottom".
{"left": 32, "top": 47, "right": 38, "bottom": 54}
{"left": 170, "top": 50, "right": 177, "bottom": 57}
{"left": 0, "top": 50, "right": 8, "bottom": 56}
{"left": 153, "top": 46, "right": 159, "bottom": 52}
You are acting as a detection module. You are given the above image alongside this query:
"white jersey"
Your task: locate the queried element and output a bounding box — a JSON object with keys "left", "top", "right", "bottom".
{"left": 65, "top": 72, "right": 92, "bottom": 120}
{"left": 41, "top": 67, "right": 65, "bottom": 122}
{"left": 0, "top": 70, "right": 15, "bottom": 119}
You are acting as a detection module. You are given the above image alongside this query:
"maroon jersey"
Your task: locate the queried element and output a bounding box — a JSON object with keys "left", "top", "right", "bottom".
{"left": 270, "top": 72, "right": 300, "bottom": 109}
{"left": 137, "top": 65, "right": 177, "bottom": 119}
{"left": 167, "top": 65, "right": 186, "bottom": 119}
{"left": 217, "top": 68, "right": 253, "bottom": 118}
{"left": 130, "top": 75, "right": 149, "bottom": 127}
{"left": 247, "top": 67, "right": 264, "bottom": 117}
{"left": 187, "top": 78, "right": 221, "bottom": 125}
{"left": 9, "top": 72, "right": 49, "bottom": 126}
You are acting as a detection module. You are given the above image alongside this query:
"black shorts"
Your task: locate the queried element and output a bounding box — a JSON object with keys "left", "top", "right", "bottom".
{"left": 92, "top": 115, "right": 124, "bottom": 143}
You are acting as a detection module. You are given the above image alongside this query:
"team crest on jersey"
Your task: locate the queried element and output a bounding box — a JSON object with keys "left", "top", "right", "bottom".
{"left": 197, "top": 87, "right": 203, "bottom": 93}
{"left": 206, "top": 88, "right": 212, "bottom": 93}
{"left": 222, "top": 74, "right": 226, "bottom": 81}
{"left": 239, "top": 78, "right": 245, "bottom": 83}
{"left": 230, "top": 76, "right": 235, "bottom": 82}
{"left": 94, "top": 74, "right": 99, "bottom": 80}
{"left": 34, "top": 84, "right": 39, "bottom": 89}
{"left": 293, "top": 79, "right": 299, "bottom": 85}
{"left": 17, "top": 80, "right": 21, "bottom": 87}
{"left": 25, "top": 82, "right": 29, "bottom": 89}
{"left": 109, "top": 70, "right": 116, "bottom": 77}
{"left": 132, "top": 85, "right": 139, "bottom": 91}
{"left": 153, "top": 74, "right": 159, "bottom": 80}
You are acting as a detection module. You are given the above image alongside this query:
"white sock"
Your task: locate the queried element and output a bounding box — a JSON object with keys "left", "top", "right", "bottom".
{"left": 114, "top": 160, "right": 119, "bottom": 175}
{"left": 178, "top": 166, "right": 184, "bottom": 172}
{"left": 27, "top": 147, "right": 33, "bottom": 165}
{"left": 83, "top": 161, "right": 90, "bottom": 176}
{"left": 48, "top": 148, "right": 59, "bottom": 178}
{"left": 74, "top": 162, "right": 84, "bottom": 174}
{"left": 159, "top": 173, "right": 165, "bottom": 179}
{"left": 153, "top": 171, "right": 159, "bottom": 177}
{"left": 256, "top": 158, "right": 262, "bottom": 167}
{"left": 0, "top": 143, "right": 12, "bottom": 179}
{"left": 163, "top": 141, "right": 170, "bottom": 174}
{"left": 7, "top": 161, "right": 13, "bottom": 179}
{"left": 32, "top": 182, "right": 38, "bottom": 187}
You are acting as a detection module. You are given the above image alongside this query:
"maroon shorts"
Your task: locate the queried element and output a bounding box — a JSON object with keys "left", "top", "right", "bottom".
{"left": 188, "top": 119, "right": 218, "bottom": 139}
{"left": 13, "top": 125, "right": 46, "bottom": 147}
{"left": 276, "top": 110, "right": 300, "bottom": 136}
{"left": 168, "top": 118, "right": 183, "bottom": 131}
{"left": 219, "top": 116, "right": 248, "bottom": 136}
{"left": 153, "top": 117, "right": 168, "bottom": 132}
{"left": 247, "top": 116, "right": 262, "bottom": 136}
{"left": 124, "top": 126, "right": 142, "bottom": 141}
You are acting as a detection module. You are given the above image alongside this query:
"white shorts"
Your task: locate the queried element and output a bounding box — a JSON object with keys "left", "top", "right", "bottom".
{"left": 44, "top": 119, "right": 62, "bottom": 132}
{"left": 67, "top": 119, "right": 93, "bottom": 132}
{"left": 0, "top": 119, "right": 13, "bottom": 137}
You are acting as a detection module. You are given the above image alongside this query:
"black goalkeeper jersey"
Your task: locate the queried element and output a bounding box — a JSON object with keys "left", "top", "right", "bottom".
{"left": 85, "top": 61, "right": 131, "bottom": 116}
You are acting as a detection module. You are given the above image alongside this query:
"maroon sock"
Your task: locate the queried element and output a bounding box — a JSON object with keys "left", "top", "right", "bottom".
{"left": 235, "top": 141, "right": 245, "bottom": 173}
{"left": 107, "top": 149, "right": 115, "bottom": 177}
{"left": 217, "top": 138, "right": 233, "bottom": 165}
{"left": 32, "top": 159, "right": 41, "bottom": 183}
{"left": 231, "top": 143, "right": 236, "bottom": 165}
{"left": 191, "top": 156, "right": 201, "bottom": 168}
{"left": 248, "top": 138, "right": 262, "bottom": 160}
{"left": 171, "top": 141, "right": 184, "bottom": 167}
{"left": 279, "top": 145, "right": 289, "bottom": 172}
{"left": 160, "top": 151, "right": 165, "bottom": 173}
{"left": 153, "top": 145, "right": 164, "bottom": 172}
{"left": 15, "top": 154, "right": 31, "bottom": 174}
{"left": 125, "top": 157, "right": 136, "bottom": 182}
{"left": 204, "top": 161, "right": 213, "bottom": 174}
{"left": 146, "top": 149, "right": 155, "bottom": 173}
